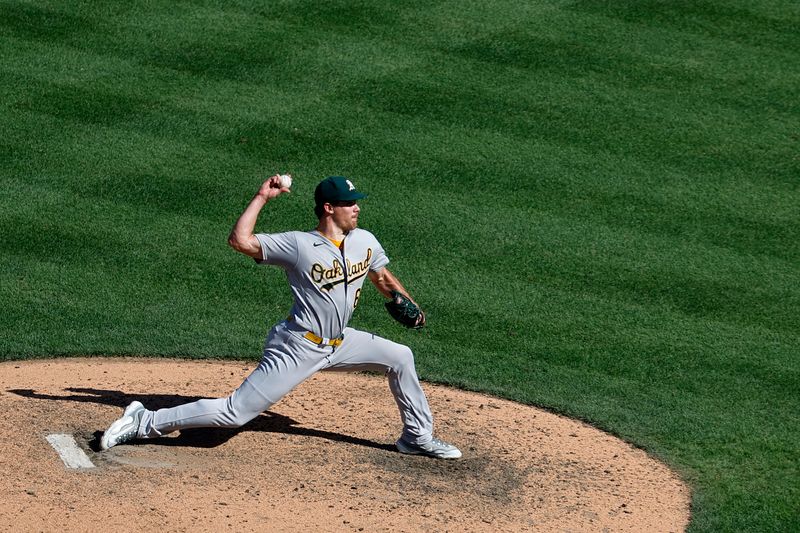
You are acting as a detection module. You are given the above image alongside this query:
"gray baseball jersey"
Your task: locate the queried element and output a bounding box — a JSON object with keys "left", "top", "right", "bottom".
{"left": 255, "top": 228, "right": 389, "bottom": 339}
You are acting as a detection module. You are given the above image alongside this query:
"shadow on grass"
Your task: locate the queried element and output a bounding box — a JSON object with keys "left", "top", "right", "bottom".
{"left": 9, "top": 387, "right": 396, "bottom": 453}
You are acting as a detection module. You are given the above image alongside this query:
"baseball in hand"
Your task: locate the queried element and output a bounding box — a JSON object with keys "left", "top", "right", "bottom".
{"left": 279, "top": 174, "right": 293, "bottom": 189}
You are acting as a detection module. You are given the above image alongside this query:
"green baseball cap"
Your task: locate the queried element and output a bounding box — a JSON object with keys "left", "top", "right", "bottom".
{"left": 314, "top": 176, "right": 367, "bottom": 205}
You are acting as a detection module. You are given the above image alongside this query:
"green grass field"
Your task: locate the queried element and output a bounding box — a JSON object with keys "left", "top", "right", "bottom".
{"left": 1, "top": 1, "right": 798, "bottom": 530}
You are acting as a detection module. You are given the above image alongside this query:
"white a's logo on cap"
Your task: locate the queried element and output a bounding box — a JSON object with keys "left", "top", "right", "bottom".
{"left": 346, "top": 179, "right": 356, "bottom": 191}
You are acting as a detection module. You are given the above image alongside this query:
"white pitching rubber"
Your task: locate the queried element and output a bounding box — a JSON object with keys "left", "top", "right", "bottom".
{"left": 46, "top": 434, "right": 95, "bottom": 469}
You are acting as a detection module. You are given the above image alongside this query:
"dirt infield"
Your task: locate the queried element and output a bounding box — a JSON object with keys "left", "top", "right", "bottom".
{"left": 0, "top": 358, "right": 689, "bottom": 532}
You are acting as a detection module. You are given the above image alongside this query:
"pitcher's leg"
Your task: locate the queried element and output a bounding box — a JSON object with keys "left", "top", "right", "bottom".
{"left": 138, "top": 367, "right": 276, "bottom": 438}
{"left": 138, "top": 324, "right": 330, "bottom": 438}
{"left": 325, "top": 329, "right": 434, "bottom": 445}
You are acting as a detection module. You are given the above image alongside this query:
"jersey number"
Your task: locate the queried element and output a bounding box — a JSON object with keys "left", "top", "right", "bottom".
{"left": 353, "top": 288, "right": 362, "bottom": 309}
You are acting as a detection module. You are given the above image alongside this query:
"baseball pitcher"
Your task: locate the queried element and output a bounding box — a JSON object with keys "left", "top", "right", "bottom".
{"left": 100, "top": 175, "right": 461, "bottom": 459}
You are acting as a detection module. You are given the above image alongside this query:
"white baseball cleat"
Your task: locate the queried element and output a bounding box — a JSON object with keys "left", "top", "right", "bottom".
{"left": 395, "top": 436, "right": 462, "bottom": 459}
{"left": 100, "top": 401, "right": 145, "bottom": 451}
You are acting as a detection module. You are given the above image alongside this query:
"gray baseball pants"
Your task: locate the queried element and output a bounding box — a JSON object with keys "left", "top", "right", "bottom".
{"left": 136, "top": 320, "right": 435, "bottom": 445}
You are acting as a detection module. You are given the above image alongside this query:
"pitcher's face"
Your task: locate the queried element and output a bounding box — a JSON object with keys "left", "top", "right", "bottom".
{"left": 330, "top": 200, "right": 360, "bottom": 233}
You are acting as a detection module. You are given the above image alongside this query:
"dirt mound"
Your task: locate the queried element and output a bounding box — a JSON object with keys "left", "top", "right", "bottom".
{"left": 0, "top": 358, "right": 689, "bottom": 532}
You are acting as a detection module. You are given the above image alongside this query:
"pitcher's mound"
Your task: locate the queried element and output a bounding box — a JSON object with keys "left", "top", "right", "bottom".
{"left": 1, "top": 358, "right": 689, "bottom": 532}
